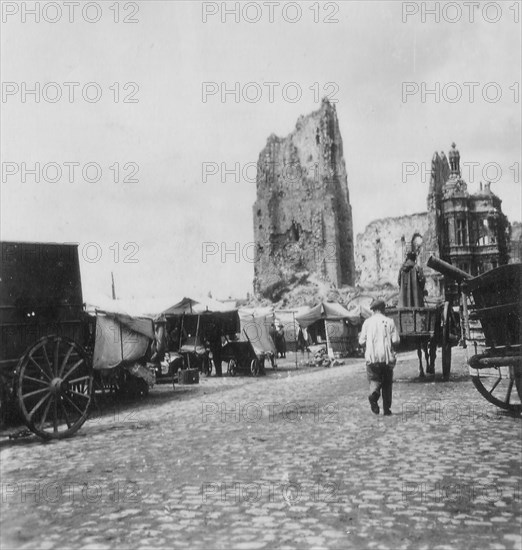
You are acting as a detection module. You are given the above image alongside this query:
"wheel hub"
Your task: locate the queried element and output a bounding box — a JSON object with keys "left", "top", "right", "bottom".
{"left": 50, "top": 378, "right": 63, "bottom": 394}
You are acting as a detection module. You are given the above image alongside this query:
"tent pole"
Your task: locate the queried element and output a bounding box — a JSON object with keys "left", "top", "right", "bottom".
{"left": 179, "top": 314, "right": 185, "bottom": 349}
{"left": 120, "top": 321, "right": 124, "bottom": 364}
{"left": 293, "top": 312, "right": 297, "bottom": 369}
{"left": 195, "top": 314, "right": 201, "bottom": 347}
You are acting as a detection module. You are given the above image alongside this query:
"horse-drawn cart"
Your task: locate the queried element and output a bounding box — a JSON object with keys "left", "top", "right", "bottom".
{"left": 387, "top": 303, "right": 457, "bottom": 379}
{"left": 223, "top": 308, "right": 277, "bottom": 376}
{"left": 0, "top": 241, "right": 93, "bottom": 439}
{"left": 427, "top": 256, "right": 522, "bottom": 412}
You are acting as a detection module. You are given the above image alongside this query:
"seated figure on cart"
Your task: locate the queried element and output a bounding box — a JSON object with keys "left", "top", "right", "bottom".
{"left": 398, "top": 251, "right": 426, "bottom": 308}
{"left": 397, "top": 251, "right": 432, "bottom": 377}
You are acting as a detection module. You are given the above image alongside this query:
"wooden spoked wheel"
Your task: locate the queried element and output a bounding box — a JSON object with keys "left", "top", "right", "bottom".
{"left": 250, "top": 359, "right": 260, "bottom": 377}
{"left": 16, "top": 336, "right": 93, "bottom": 439}
{"left": 471, "top": 366, "right": 522, "bottom": 413}
{"left": 228, "top": 359, "right": 237, "bottom": 377}
{"left": 441, "top": 302, "right": 452, "bottom": 380}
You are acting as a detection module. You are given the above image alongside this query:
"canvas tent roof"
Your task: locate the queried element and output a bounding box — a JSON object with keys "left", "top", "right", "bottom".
{"left": 162, "top": 296, "right": 237, "bottom": 316}
{"left": 295, "top": 301, "right": 358, "bottom": 328}
{"left": 86, "top": 295, "right": 237, "bottom": 319}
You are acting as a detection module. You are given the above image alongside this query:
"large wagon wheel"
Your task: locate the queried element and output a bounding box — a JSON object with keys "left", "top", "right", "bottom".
{"left": 471, "top": 366, "right": 522, "bottom": 413}
{"left": 250, "top": 358, "right": 260, "bottom": 377}
{"left": 16, "top": 335, "right": 93, "bottom": 440}
{"left": 441, "top": 302, "right": 452, "bottom": 380}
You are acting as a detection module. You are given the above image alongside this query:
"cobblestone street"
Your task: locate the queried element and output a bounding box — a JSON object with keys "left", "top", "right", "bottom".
{"left": 1, "top": 349, "right": 521, "bottom": 550}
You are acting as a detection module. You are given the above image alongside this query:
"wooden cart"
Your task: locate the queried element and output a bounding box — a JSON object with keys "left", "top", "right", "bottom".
{"left": 387, "top": 304, "right": 456, "bottom": 378}
{"left": 0, "top": 242, "right": 93, "bottom": 439}
{"left": 222, "top": 332, "right": 273, "bottom": 377}
{"left": 427, "top": 256, "right": 522, "bottom": 412}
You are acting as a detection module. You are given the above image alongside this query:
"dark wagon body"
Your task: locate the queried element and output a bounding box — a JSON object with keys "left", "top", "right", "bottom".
{"left": 0, "top": 241, "right": 93, "bottom": 438}
{"left": 463, "top": 264, "right": 522, "bottom": 412}
{"left": 428, "top": 256, "right": 522, "bottom": 411}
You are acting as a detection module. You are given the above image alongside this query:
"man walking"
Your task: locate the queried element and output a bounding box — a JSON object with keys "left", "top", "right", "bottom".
{"left": 358, "top": 299, "right": 400, "bottom": 416}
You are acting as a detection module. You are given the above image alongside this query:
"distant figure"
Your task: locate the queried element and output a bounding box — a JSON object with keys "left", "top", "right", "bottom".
{"left": 398, "top": 252, "right": 426, "bottom": 308}
{"left": 206, "top": 321, "right": 223, "bottom": 377}
{"left": 358, "top": 299, "right": 400, "bottom": 416}
{"left": 274, "top": 322, "right": 286, "bottom": 358}
{"left": 296, "top": 327, "right": 310, "bottom": 353}
{"left": 269, "top": 323, "right": 277, "bottom": 354}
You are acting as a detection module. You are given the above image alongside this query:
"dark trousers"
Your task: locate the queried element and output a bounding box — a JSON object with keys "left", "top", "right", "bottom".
{"left": 366, "top": 363, "right": 394, "bottom": 412}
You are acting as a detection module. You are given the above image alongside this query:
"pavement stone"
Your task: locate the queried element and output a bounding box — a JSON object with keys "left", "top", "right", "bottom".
{"left": 0, "top": 349, "right": 521, "bottom": 549}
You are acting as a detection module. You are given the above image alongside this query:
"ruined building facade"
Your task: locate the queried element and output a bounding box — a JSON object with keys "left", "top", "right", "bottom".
{"left": 356, "top": 143, "right": 513, "bottom": 297}
{"left": 253, "top": 99, "right": 355, "bottom": 299}
{"left": 428, "top": 143, "right": 509, "bottom": 275}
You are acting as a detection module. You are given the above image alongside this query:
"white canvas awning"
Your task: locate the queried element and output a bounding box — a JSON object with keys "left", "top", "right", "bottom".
{"left": 238, "top": 308, "right": 276, "bottom": 355}
{"left": 295, "top": 301, "right": 355, "bottom": 328}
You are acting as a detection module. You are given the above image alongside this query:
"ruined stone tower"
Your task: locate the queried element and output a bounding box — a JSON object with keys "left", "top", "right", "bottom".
{"left": 253, "top": 98, "right": 355, "bottom": 299}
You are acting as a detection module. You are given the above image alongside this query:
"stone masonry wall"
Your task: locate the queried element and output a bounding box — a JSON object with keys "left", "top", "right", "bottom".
{"left": 355, "top": 213, "right": 443, "bottom": 298}
{"left": 253, "top": 99, "right": 355, "bottom": 299}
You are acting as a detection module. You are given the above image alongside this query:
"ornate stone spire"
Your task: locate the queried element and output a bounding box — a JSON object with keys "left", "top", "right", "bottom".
{"left": 448, "top": 142, "right": 460, "bottom": 176}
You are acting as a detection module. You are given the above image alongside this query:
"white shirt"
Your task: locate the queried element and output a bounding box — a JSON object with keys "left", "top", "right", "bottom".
{"left": 358, "top": 312, "right": 400, "bottom": 365}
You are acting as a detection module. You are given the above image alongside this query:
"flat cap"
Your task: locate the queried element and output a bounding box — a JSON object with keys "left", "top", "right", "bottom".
{"left": 370, "top": 298, "right": 386, "bottom": 311}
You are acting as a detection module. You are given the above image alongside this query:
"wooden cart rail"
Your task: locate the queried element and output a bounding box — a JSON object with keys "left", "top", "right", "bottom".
{"left": 386, "top": 307, "right": 439, "bottom": 337}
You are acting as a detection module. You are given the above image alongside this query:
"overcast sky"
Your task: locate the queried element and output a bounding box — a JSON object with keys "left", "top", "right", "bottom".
{"left": 1, "top": 0, "right": 521, "bottom": 302}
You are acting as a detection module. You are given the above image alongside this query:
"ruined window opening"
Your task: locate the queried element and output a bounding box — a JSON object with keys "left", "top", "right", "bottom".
{"left": 291, "top": 221, "right": 300, "bottom": 241}
{"left": 456, "top": 219, "right": 467, "bottom": 246}
{"left": 316, "top": 128, "right": 320, "bottom": 145}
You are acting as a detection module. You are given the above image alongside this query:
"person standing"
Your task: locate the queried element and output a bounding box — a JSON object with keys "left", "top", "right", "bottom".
{"left": 207, "top": 321, "right": 223, "bottom": 377}
{"left": 358, "top": 299, "right": 400, "bottom": 416}
{"left": 276, "top": 322, "right": 286, "bottom": 358}
{"left": 398, "top": 251, "right": 426, "bottom": 307}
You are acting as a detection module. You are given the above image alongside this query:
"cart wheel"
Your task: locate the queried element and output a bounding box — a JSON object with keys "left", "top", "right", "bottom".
{"left": 228, "top": 359, "right": 237, "bottom": 377}
{"left": 471, "top": 367, "right": 522, "bottom": 413}
{"left": 250, "top": 359, "right": 260, "bottom": 377}
{"left": 16, "top": 336, "right": 93, "bottom": 440}
{"left": 441, "top": 302, "right": 452, "bottom": 380}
